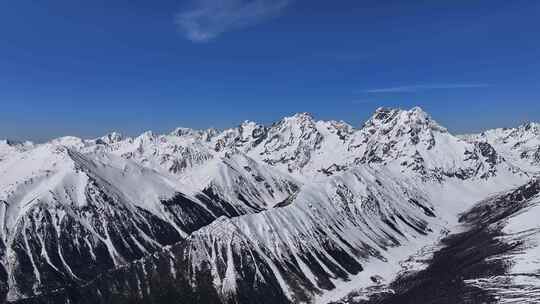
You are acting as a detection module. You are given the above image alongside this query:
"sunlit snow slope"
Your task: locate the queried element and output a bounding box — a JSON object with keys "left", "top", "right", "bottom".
{"left": 0, "top": 106, "right": 536, "bottom": 303}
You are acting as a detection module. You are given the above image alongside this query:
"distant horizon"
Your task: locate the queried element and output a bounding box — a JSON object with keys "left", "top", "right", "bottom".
{"left": 2, "top": 105, "right": 538, "bottom": 144}
{"left": 1, "top": 1, "right": 539, "bottom": 142}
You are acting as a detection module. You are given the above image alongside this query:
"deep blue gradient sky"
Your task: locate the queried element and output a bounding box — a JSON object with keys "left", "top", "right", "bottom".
{"left": 1, "top": 0, "right": 539, "bottom": 142}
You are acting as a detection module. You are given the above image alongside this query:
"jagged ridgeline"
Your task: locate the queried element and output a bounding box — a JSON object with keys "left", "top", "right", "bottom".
{"left": 0, "top": 107, "right": 538, "bottom": 303}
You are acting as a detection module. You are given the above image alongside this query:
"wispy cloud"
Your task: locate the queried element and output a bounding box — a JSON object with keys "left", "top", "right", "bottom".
{"left": 364, "top": 83, "right": 490, "bottom": 93}
{"left": 176, "top": 0, "right": 291, "bottom": 42}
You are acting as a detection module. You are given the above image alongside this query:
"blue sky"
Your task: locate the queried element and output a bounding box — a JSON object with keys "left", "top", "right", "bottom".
{"left": 1, "top": 0, "right": 539, "bottom": 141}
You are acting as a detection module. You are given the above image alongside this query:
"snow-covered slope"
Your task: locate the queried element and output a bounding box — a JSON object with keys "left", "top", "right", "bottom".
{"left": 18, "top": 164, "right": 528, "bottom": 304}
{"left": 13, "top": 166, "right": 446, "bottom": 303}
{"left": 0, "top": 106, "right": 534, "bottom": 303}
{"left": 429, "top": 178, "right": 540, "bottom": 304}
{"left": 348, "top": 107, "right": 525, "bottom": 181}
{"left": 39, "top": 107, "right": 525, "bottom": 184}
{"left": 0, "top": 140, "right": 33, "bottom": 163}
{"left": 0, "top": 143, "right": 298, "bottom": 301}
{"left": 0, "top": 144, "right": 185, "bottom": 300}
{"left": 462, "top": 122, "right": 540, "bottom": 174}
{"left": 330, "top": 178, "right": 540, "bottom": 304}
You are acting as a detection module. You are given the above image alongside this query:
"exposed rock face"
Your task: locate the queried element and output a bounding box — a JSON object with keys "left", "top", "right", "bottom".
{"left": 12, "top": 167, "right": 440, "bottom": 304}
{"left": 0, "top": 107, "right": 536, "bottom": 303}
{"left": 463, "top": 122, "right": 540, "bottom": 173}
{"left": 351, "top": 179, "right": 540, "bottom": 304}
{"left": 350, "top": 107, "right": 519, "bottom": 181}
{"left": 0, "top": 144, "right": 298, "bottom": 301}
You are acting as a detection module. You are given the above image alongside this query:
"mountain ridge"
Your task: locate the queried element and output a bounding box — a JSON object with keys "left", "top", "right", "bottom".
{"left": 0, "top": 106, "right": 538, "bottom": 303}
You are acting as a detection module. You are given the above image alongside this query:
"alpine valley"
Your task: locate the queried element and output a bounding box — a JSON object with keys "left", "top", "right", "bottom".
{"left": 1, "top": 107, "right": 539, "bottom": 304}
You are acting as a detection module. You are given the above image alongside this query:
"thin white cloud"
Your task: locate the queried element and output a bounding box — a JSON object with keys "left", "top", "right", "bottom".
{"left": 365, "top": 83, "right": 490, "bottom": 93}
{"left": 176, "top": 0, "right": 291, "bottom": 42}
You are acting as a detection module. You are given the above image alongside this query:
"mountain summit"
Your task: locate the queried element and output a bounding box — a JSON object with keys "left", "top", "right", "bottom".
{"left": 0, "top": 107, "right": 538, "bottom": 303}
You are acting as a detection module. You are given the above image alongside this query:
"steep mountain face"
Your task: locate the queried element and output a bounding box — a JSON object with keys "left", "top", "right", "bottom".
{"left": 0, "top": 106, "right": 536, "bottom": 303}
{"left": 349, "top": 107, "right": 521, "bottom": 181}
{"left": 351, "top": 178, "right": 540, "bottom": 304}
{"left": 463, "top": 122, "right": 540, "bottom": 173}
{"left": 44, "top": 107, "right": 524, "bottom": 184}
{"left": 0, "top": 145, "right": 298, "bottom": 301}
{"left": 0, "top": 140, "right": 32, "bottom": 163}
{"left": 238, "top": 113, "right": 334, "bottom": 174}
{"left": 178, "top": 152, "right": 300, "bottom": 212}
{"left": 208, "top": 107, "right": 520, "bottom": 182}
{"left": 90, "top": 130, "right": 216, "bottom": 175}
{"left": 13, "top": 166, "right": 445, "bottom": 304}
{"left": 212, "top": 114, "right": 355, "bottom": 178}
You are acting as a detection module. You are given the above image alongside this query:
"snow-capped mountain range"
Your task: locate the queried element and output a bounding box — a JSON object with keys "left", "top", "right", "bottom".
{"left": 0, "top": 107, "right": 538, "bottom": 303}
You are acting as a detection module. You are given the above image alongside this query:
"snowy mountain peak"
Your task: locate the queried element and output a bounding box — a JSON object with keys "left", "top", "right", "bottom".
{"left": 238, "top": 120, "right": 265, "bottom": 134}
{"left": 513, "top": 121, "right": 540, "bottom": 137}
{"left": 0, "top": 139, "right": 17, "bottom": 146}
{"left": 240, "top": 120, "right": 258, "bottom": 127}
{"left": 464, "top": 120, "right": 540, "bottom": 173}
{"left": 171, "top": 127, "right": 197, "bottom": 137}
{"left": 0, "top": 139, "right": 33, "bottom": 147}
{"left": 0, "top": 106, "right": 538, "bottom": 303}
{"left": 49, "top": 136, "right": 86, "bottom": 149}
{"left": 279, "top": 112, "right": 315, "bottom": 126}
{"left": 522, "top": 121, "right": 540, "bottom": 131}
{"left": 137, "top": 130, "right": 157, "bottom": 142}
{"left": 365, "top": 106, "right": 446, "bottom": 133}
{"left": 170, "top": 127, "right": 217, "bottom": 141}
{"left": 370, "top": 107, "right": 399, "bottom": 122}
{"left": 290, "top": 111, "right": 314, "bottom": 119}
{"left": 97, "top": 132, "right": 124, "bottom": 144}
{"left": 346, "top": 106, "right": 524, "bottom": 181}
